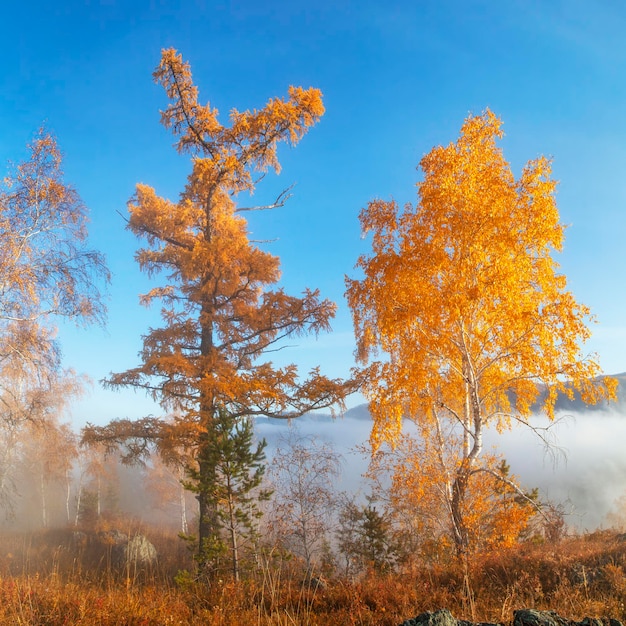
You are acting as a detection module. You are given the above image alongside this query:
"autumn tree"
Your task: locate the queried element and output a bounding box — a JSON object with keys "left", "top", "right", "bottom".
{"left": 267, "top": 430, "right": 342, "bottom": 575}
{"left": 0, "top": 129, "right": 108, "bottom": 364}
{"left": 0, "top": 130, "right": 108, "bottom": 516}
{"left": 346, "top": 110, "right": 616, "bottom": 557}
{"left": 368, "top": 432, "right": 538, "bottom": 563}
{"left": 83, "top": 48, "right": 352, "bottom": 570}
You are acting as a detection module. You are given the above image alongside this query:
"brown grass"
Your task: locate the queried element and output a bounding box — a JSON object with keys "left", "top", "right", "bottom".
{"left": 0, "top": 527, "right": 624, "bottom": 625}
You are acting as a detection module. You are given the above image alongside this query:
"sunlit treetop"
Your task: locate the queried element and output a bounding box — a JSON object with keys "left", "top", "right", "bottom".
{"left": 154, "top": 48, "right": 325, "bottom": 194}
{"left": 347, "top": 109, "right": 616, "bottom": 449}
{"left": 96, "top": 47, "right": 351, "bottom": 444}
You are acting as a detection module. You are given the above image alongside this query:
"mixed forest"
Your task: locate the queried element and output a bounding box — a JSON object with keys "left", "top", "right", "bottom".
{"left": 0, "top": 48, "right": 625, "bottom": 625}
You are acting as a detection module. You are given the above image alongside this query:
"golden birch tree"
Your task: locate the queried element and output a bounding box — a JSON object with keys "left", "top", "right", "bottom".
{"left": 0, "top": 130, "right": 108, "bottom": 352}
{"left": 0, "top": 130, "right": 108, "bottom": 517}
{"left": 346, "top": 109, "right": 616, "bottom": 556}
{"left": 83, "top": 49, "right": 352, "bottom": 569}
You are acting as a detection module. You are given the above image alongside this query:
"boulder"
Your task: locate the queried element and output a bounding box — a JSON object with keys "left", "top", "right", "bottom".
{"left": 122, "top": 534, "right": 158, "bottom": 566}
{"left": 93, "top": 530, "right": 157, "bottom": 568}
{"left": 514, "top": 610, "right": 623, "bottom": 626}
{"left": 399, "top": 610, "right": 624, "bottom": 626}
{"left": 111, "top": 535, "right": 157, "bottom": 568}
{"left": 513, "top": 610, "right": 570, "bottom": 626}
{"left": 399, "top": 608, "right": 498, "bottom": 626}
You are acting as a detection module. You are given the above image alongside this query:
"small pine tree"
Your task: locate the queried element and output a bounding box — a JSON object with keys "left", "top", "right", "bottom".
{"left": 185, "top": 407, "right": 271, "bottom": 580}
{"left": 337, "top": 496, "right": 399, "bottom": 575}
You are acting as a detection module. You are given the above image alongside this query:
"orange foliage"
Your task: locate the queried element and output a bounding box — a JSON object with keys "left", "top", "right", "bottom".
{"left": 0, "top": 131, "right": 106, "bottom": 518}
{"left": 347, "top": 110, "right": 616, "bottom": 555}
{"left": 0, "top": 129, "right": 107, "bottom": 391}
{"left": 86, "top": 49, "right": 352, "bottom": 567}
{"left": 0, "top": 130, "right": 108, "bottom": 335}
{"left": 106, "top": 48, "right": 348, "bottom": 418}
{"left": 371, "top": 430, "right": 535, "bottom": 562}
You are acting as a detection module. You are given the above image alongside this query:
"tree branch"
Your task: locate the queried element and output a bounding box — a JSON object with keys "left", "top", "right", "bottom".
{"left": 235, "top": 185, "right": 294, "bottom": 212}
{"left": 471, "top": 465, "right": 549, "bottom": 523}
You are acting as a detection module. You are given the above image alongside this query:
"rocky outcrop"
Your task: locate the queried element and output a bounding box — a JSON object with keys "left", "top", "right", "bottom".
{"left": 399, "top": 609, "right": 624, "bottom": 626}
{"left": 122, "top": 533, "right": 158, "bottom": 567}
{"left": 399, "top": 609, "right": 498, "bottom": 626}
{"left": 512, "top": 610, "right": 622, "bottom": 626}
{"left": 91, "top": 529, "right": 157, "bottom": 568}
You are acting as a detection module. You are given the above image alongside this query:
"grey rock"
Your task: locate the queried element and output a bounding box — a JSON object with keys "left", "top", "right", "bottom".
{"left": 399, "top": 608, "right": 499, "bottom": 626}
{"left": 515, "top": 612, "right": 623, "bottom": 626}
{"left": 94, "top": 531, "right": 157, "bottom": 568}
{"left": 514, "top": 610, "right": 570, "bottom": 626}
{"left": 399, "top": 610, "right": 623, "bottom": 626}
{"left": 123, "top": 534, "right": 157, "bottom": 566}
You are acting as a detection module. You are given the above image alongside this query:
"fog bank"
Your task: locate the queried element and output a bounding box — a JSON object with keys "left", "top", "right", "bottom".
{"left": 256, "top": 405, "right": 626, "bottom": 531}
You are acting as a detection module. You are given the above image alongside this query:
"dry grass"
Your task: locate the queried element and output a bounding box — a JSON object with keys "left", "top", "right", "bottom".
{"left": 0, "top": 527, "right": 624, "bottom": 625}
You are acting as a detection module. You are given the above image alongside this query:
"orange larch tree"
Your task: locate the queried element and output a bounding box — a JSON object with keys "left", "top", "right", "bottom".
{"left": 346, "top": 110, "right": 616, "bottom": 556}
{"left": 83, "top": 49, "right": 352, "bottom": 569}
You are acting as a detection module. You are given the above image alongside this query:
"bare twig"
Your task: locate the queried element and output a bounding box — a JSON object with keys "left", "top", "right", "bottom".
{"left": 236, "top": 185, "right": 294, "bottom": 212}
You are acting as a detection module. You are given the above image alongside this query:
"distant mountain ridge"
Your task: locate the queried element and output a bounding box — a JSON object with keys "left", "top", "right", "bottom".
{"left": 541, "top": 372, "right": 626, "bottom": 414}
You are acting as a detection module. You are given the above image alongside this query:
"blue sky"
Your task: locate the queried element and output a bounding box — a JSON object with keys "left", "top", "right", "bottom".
{"left": 2, "top": 1, "right": 626, "bottom": 426}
